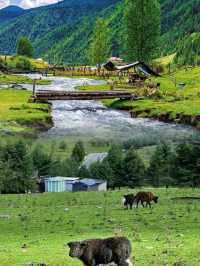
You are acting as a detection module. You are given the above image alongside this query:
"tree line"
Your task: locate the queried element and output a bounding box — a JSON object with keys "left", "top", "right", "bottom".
{"left": 2, "top": 0, "right": 160, "bottom": 69}
{"left": 0, "top": 139, "right": 199, "bottom": 194}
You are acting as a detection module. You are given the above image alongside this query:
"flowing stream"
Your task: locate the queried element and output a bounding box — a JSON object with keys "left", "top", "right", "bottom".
{"left": 22, "top": 74, "right": 197, "bottom": 142}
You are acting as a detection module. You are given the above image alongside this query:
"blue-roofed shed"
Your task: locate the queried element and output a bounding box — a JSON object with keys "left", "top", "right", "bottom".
{"left": 80, "top": 178, "right": 107, "bottom": 191}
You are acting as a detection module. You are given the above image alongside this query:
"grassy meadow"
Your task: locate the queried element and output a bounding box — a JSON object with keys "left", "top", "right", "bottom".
{"left": 0, "top": 89, "right": 51, "bottom": 134}
{"left": 0, "top": 188, "right": 200, "bottom": 266}
{"left": 0, "top": 74, "right": 50, "bottom": 85}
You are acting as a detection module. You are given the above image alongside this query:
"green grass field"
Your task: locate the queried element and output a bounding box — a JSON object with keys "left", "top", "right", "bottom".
{"left": 0, "top": 89, "right": 51, "bottom": 134}
{"left": 0, "top": 188, "right": 200, "bottom": 266}
{"left": 0, "top": 74, "right": 50, "bottom": 85}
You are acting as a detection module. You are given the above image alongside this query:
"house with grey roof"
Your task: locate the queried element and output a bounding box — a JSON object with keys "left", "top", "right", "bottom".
{"left": 44, "top": 176, "right": 107, "bottom": 193}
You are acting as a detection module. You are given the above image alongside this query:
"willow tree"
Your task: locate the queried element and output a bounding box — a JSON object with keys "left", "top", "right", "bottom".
{"left": 89, "top": 18, "right": 111, "bottom": 70}
{"left": 124, "top": 0, "right": 161, "bottom": 62}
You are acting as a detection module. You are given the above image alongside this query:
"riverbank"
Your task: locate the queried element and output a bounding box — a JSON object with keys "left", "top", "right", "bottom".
{"left": 0, "top": 73, "right": 51, "bottom": 85}
{"left": 0, "top": 89, "right": 52, "bottom": 136}
{"left": 77, "top": 67, "right": 200, "bottom": 129}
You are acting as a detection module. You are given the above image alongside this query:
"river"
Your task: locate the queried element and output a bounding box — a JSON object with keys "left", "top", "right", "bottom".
{"left": 22, "top": 75, "right": 197, "bottom": 142}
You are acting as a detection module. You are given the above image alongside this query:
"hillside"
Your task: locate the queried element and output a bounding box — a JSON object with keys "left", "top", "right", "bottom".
{"left": 0, "top": 0, "right": 121, "bottom": 63}
{"left": 0, "top": 0, "right": 199, "bottom": 63}
{"left": 0, "top": 5, "right": 25, "bottom": 23}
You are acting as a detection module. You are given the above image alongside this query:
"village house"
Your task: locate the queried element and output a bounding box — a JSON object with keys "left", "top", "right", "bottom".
{"left": 44, "top": 177, "right": 107, "bottom": 193}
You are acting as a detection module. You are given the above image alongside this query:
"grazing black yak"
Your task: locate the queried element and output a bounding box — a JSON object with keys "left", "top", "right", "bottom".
{"left": 134, "top": 192, "right": 159, "bottom": 208}
{"left": 67, "top": 236, "right": 132, "bottom": 266}
{"left": 123, "top": 194, "right": 135, "bottom": 210}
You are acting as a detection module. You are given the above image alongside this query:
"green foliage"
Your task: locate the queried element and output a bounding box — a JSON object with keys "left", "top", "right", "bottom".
{"left": 147, "top": 143, "right": 173, "bottom": 186}
{"left": 17, "top": 37, "right": 34, "bottom": 58}
{"left": 0, "top": 0, "right": 199, "bottom": 64}
{"left": 15, "top": 56, "right": 32, "bottom": 71}
{"left": 123, "top": 147, "right": 145, "bottom": 187}
{"left": 32, "top": 144, "right": 52, "bottom": 177}
{"left": 89, "top": 18, "right": 111, "bottom": 67}
{"left": 71, "top": 141, "right": 86, "bottom": 163}
{"left": 175, "top": 33, "right": 200, "bottom": 66}
{"left": 59, "top": 141, "right": 67, "bottom": 151}
{"left": 90, "top": 160, "right": 113, "bottom": 185}
{"left": 106, "top": 144, "right": 124, "bottom": 188}
{"left": 0, "top": 140, "right": 33, "bottom": 193}
{"left": 124, "top": 0, "right": 161, "bottom": 62}
{"left": 172, "top": 142, "right": 200, "bottom": 187}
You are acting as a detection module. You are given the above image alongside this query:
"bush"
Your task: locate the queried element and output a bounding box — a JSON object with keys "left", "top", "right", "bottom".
{"left": 15, "top": 56, "right": 32, "bottom": 71}
{"left": 0, "top": 57, "right": 7, "bottom": 71}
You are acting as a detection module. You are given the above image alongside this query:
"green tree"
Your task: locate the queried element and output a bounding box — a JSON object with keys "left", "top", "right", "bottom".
{"left": 60, "top": 158, "right": 79, "bottom": 177}
{"left": 123, "top": 147, "right": 145, "bottom": 187}
{"left": 32, "top": 145, "right": 52, "bottom": 177}
{"left": 172, "top": 142, "right": 200, "bottom": 187}
{"left": 17, "top": 37, "right": 34, "bottom": 58}
{"left": 106, "top": 144, "right": 124, "bottom": 188}
{"left": 0, "top": 140, "right": 33, "bottom": 193}
{"left": 147, "top": 143, "right": 173, "bottom": 187}
{"left": 89, "top": 18, "right": 111, "bottom": 70}
{"left": 90, "top": 160, "right": 114, "bottom": 187}
{"left": 71, "top": 141, "right": 86, "bottom": 163}
{"left": 124, "top": 0, "right": 161, "bottom": 62}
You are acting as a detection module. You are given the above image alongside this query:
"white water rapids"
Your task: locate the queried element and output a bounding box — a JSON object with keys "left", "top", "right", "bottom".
{"left": 21, "top": 74, "right": 197, "bottom": 142}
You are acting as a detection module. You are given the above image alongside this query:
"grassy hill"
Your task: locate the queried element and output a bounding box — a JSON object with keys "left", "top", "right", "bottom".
{"left": 0, "top": 188, "right": 199, "bottom": 265}
{"left": 0, "top": 0, "right": 199, "bottom": 64}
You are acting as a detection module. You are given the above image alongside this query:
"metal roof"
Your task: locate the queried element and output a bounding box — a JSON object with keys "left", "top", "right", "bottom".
{"left": 82, "top": 153, "right": 108, "bottom": 168}
{"left": 45, "top": 177, "right": 79, "bottom": 182}
{"left": 80, "top": 178, "right": 106, "bottom": 186}
{"left": 103, "top": 61, "right": 160, "bottom": 76}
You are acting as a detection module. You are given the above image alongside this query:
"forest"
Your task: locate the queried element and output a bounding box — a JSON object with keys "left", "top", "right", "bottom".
{"left": 0, "top": 0, "right": 200, "bottom": 65}
{"left": 0, "top": 138, "right": 199, "bottom": 193}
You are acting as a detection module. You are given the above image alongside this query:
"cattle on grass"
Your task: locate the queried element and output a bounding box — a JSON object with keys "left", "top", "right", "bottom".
{"left": 134, "top": 192, "right": 159, "bottom": 208}
{"left": 68, "top": 236, "right": 132, "bottom": 266}
{"left": 123, "top": 194, "right": 135, "bottom": 210}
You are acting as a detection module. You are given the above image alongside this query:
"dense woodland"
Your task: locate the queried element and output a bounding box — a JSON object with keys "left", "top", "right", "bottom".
{"left": 0, "top": 139, "right": 199, "bottom": 194}
{"left": 0, "top": 0, "right": 200, "bottom": 65}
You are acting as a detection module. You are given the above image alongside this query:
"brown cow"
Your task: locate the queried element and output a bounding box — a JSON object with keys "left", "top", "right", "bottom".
{"left": 134, "top": 192, "right": 158, "bottom": 208}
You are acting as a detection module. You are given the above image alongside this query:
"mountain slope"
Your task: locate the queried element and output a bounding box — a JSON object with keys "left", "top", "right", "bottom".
{"left": 0, "top": 6, "right": 25, "bottom": 23}
{"left": 0, "top": 0, "right": 121, "bottom": 63}
{"left": 0, "top": 0, "right": 199, "bottom": 64}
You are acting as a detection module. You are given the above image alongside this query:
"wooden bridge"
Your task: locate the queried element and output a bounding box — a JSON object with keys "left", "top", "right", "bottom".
{"left": 29, "top": 90, "right": 137, "bottom": 102}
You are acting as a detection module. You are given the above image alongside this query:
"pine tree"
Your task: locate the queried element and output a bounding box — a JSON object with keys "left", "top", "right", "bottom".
{"left": 0, "top": 140, "right": 33, "bottom": 193}
{"left": 147, "top": 143, "right": 173, "bottom": 187}
{"left": 90, "top": 160, "right": 114, "bottom": 187}
{"left": 71, "top": 141, "right": 86, "bottom": 163}
{"left": 124, "top": 0, "right": 161, "bottom": 62}
{"left": 89, "top": 18, "right": 111, "bottom": 70}
{"left": 106, "top": 144, "right": 123, "bottom": 188}
{"left": 123, "top": 147, "right": 145, "bottom": 187}
{"left": 17, "top": 37, "right": 34, "bottom": 58}
{"left": 32, "top": 145, "right": 52, "bottom": 177}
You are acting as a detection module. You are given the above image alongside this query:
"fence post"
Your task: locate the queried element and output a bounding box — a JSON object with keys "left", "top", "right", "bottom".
{"left": 33, "top": 79, "right": 36, "bottom": 97}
